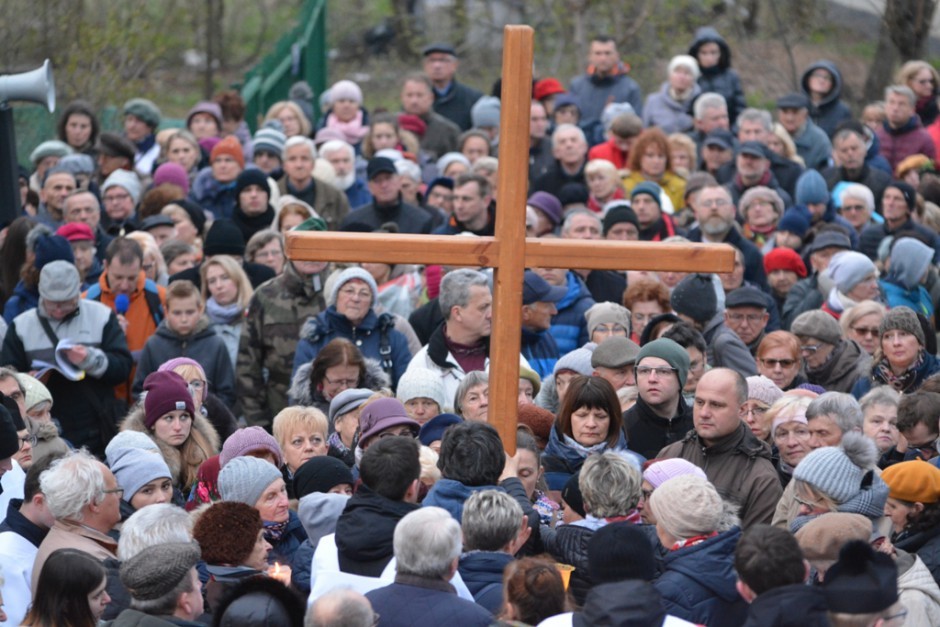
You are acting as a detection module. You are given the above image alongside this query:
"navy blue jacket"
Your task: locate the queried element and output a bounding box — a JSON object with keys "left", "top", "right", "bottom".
{"left": 686, "top": 226, "right": 768, "bottom": 291}
{"left": 653, "top": 526, "right": 748, "bottom": 627}
{"left": 549, "top": 272, "right": 594, "bottom": 357}
{"left": 2, "top": 281, "right": 38, "bottom": 325}
{"left": 458, "top": 551, "right": 514, "bottom": 614}
{"left": 801, "top": 60, "right": 853, "bottom": 138}
{"left": 269, "top": 509, "right": 308, "bottom": 569}
{"left": 520, "top": 327, "right": 560, "bottom": 379}
{"left": 688, "top": 27, "right": 747, "bottom": 124}
{"left": 366, "top": 574, "right": 491, "bottom": 627}
{"left": 344, "top": 179, "right": 372, "bottom": 210}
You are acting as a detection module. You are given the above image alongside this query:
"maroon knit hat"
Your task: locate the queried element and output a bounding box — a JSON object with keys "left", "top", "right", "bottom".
{"left": 517, "top": 402, "right": 555, "bottom": 449}
{"left": 143, "top": 371, "right": 196, "bottom": 429}
{"left": 193, "top": 501, "right": 262, "bottom": 566}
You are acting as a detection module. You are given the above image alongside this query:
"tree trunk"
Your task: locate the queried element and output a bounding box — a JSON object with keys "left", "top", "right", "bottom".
{"left": 865, "top": 0, "right": 938, "bottom": 103}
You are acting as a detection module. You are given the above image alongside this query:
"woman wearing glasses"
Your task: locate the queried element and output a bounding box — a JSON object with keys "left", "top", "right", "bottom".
{"left": 853, "top": 306, "right": 940, "bottom": 398}
{"left": 541, "top": 375, "right": 643, "bottom": 490}
{"left": 289, "top": 338, "right": 390, "bottom": 415}
{"left": 840, "top": 300, "right": 886, "bottom": 356}
{"left": 743, "top": 375, "right": 784, "bottom": 447}
{"left": 768, "top": 395, "right": 813, "bottom": 489}
{"left": 756, "top": 331, "right": 806, "bottom": 391}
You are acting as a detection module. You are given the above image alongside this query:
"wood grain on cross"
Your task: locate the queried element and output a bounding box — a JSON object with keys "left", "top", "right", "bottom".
{"left": 286, "top": 25, "right": 735, "bottom": 452}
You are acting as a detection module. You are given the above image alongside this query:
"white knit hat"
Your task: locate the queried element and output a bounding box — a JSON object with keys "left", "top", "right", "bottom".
{"left": 648, "top": 475, "right": 722, "bottom": 540}
{"left": 327, "top": 267, "right": 378, "bottom": 306}
{"left": 396, "top": 368, "right": 448, "bottom": 411}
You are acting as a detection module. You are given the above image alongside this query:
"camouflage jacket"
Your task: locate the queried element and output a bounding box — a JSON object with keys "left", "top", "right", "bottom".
{"left": 236, "top": 262, "right": 326, "bottom": 427}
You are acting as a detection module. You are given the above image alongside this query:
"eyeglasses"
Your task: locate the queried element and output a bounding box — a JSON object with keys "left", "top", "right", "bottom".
{"left": 841, "top": 204, "right": 867, "bottom": 213}
{"left": 745, "top": 406, "right": 768, "bottom": 417}
{"left": 102, "top": 192, "right": 131, "bottom": 204}
{"left": 103, "top": 487, "right": 125, "bottom": 498}
{"left": 188, "top": 380, "right": 206, "bottom": 391}
{"left": 323, "top": 374, "right": 358, "bottom": 388}
{"left": 338, "top": 287, "right": 372, "bottom": 301}
{"left": 19, "top": 434, "right": 37, "bottom": 449}
{"left": 760, "top": 358, "right": 796, "bottom": 368}
{"left": 774, "top": 427, "right": 810, "bottom": 442}
{"left": 851, "top": 326, "right": 880, "bottom": 337}
{"left": 378, "top": 428, "right": 415, "bottom": 439}
{"left": 699, "top": 199, "right": 730, "bottom": 208}
{"left": 800, "top": 344, "right": 821, "bottom": 354}
{"left": 636, "top": 366, "right": 677, "bottom": 378}
{"left": 727, "top": 313, "right": 765, "bottom": 324}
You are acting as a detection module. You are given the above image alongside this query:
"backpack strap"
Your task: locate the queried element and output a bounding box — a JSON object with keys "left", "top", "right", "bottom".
{"left": 376, "top": 313, "right": 395, "bottom": 376}
{"left": 143, "top": 287, "right": 165, "bottom": 327}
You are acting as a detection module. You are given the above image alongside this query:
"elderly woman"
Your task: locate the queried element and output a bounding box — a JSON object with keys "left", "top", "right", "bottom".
{"left": 637, "top": 458, "right": 706, "bottom": 525}
{"left": 881, "top": 460, "right": 940, "bottom": 581}
{"left": 264, "top": 101, "right": 312, "bottom": 138}
{"left": 272, "top": 406, "right": 329, "bottom": 498}
{"left": 896, "top": 60, "right": 940, "bottom": 126}
{"left": 289, "top": 338, "right": 390, "bottom": 414}
{"left": 739, "top": 186, "right": 785, "bottom": 253}
{"left": 757, "top": 331, "right": 805, "bottom": 391}
{"left": 859, "top": 386, "right": 900, "bottom": 455}
{"left": 317, "top": 80, "right": 368, "bottom": 149}
{"left": 246, "top": 229, "right": 285, "bottom": 275}
{"left": 624, "top": 278, "right": 672, "bottom": 344}
{"left": 838, "top": 183, "right": 877, "bottom": 235}
{"left": 541, "top": 375, "right": 640, "bottom": 490}
{"left": 744, "top": 375, "right": 784, "bottom": 446}
{"left": 623, "top": 128, "right": 686, "bottom": 210}
{"left": 218, "top": 455, "right": 308, "bottom": 572}
{"left": 839, "top": 300, "right": 886, "bottom": 356}
{"left": 853, "top": 306, "right": 940, "bottom": 397}
{"left": 642, "top": 55, "right": 701, "bottom": 135}
{"left": 821, "top": 250, "right": 882, "bottom": 318}
{"left": 881, "top": 237, "right": 935, "bottom": 318}
{"left": 789, "top": 432, "right": 888, "bottom": 532}
{"left": 454, "top": 371, "right": 489, "bottom": 422}
{"left": 650, "top": 475, "right": 747, "bottom": 626}
{"left": 791, "top": 310, "right": 871, "bottom": 393}
{"left": 396, "top": 367, "right": 448, "bottom": 425}
{"left": 291, "top": 267, "right": 413, "bottom": 387}
{"left": 326, "top": 388, "right": 372, "bottom": 466}
{"left": 120, "top": 370, "right": 220, "bottom": 495}
{"left": 585, "top": 159, "right": 625, "bottom": 213}
{"left": 584, "top": 301, "right": 631, "bottom": 344}
{"left": 768, "top": 395, "right": 813, "bottom": 488}
{"left": 355, "top": 397, "right": 420, "bottom": 453}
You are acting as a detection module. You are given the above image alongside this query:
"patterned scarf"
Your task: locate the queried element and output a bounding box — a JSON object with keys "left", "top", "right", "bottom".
{"left": 875, "top": 351, "right": 925, "bottom": 392}
{"left": 263, "top": 519, "right": 289, "bottom": 543}
{"left": 328, "top": 431, "right": 354, "bottom": 454}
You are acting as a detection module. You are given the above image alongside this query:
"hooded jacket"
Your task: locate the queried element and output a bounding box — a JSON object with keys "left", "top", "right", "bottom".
{"left": 688, "top": 27, "right": 747, "bottom": 123}
{"left": 643, "top": 81, "right": 701, "bottom": 135}
{"left": 457, "top": 551, "right": 514, "bottom": 614}
{"left": 653, "top": 526, "right": 748, "bottom": 627}
{"left": 422, "top": 477, "right": 539, "bottom": 542}
{"left": 334, "top": 485, "right": 420, "bottom": 577}
{"left": 288, "top": 357, "right": 390, "bottom": 415}
{"left": 881, "top": 238, "right": 935, "bottom": 317}
{"left": 740, "top": 582, "right": 830, "bottom": 627}
{"left": 801, "top": 60, "right": 852, "bottom": 137}
{"left": 897, "top": 549, "right": 940, "bottom": 624}
{"left": 131, "top": 316, "right": 235, "bottom": 406}
{"left": 291, "top": 492, "right": 350, "bottom": 595}
{"left": 520, "top": 327, "right": 561, "bottom": 379}
{"left": 658, "top": 423, "right": 782, "bottom": 528}
{"left": 804, "top": 339, "right": 871, "bottom": 394}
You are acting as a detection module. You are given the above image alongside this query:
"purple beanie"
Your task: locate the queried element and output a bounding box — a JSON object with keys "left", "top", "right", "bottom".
{"left": 527, "top": 191, "right": 563, "bottom": 226}
{"left": 220, "top": 426, "right": 283, "bottom": 468}
{"left": 153, "top": 162, "right": 190, "bottom": 196}
{"left": 143, "top": 371, "right": 196, "bottom": 429}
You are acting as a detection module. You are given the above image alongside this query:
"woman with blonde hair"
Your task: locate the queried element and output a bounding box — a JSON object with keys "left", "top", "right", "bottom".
{"left": 840, "top": 300, "right": 886, "bottom": 356}
{"left": 272, "top": 405, "right": 329, "bottom": 498}
{"left": 201, "top": 255, "right": 254, "bottom": 371}
{"left": 896, "top": 60, "right": 940, "bottom": 126}
{"left": 585, "top": 159, "right": 625, "bottom": 212}
{"left": 765, "top": 123, "right": 805, "bottom": 167}
{"left": 264, "top": 100, "right": 312, "bottom": 137}
{"left": 126, "top": 230, "right": 168, "bottom": 285}
{"left": 668, "top": 132, "right": 697, "bottom": 177}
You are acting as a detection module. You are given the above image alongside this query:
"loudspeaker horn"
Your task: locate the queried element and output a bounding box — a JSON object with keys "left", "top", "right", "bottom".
{"left": 0, "top": 59, "right": 55, "bottom": 112}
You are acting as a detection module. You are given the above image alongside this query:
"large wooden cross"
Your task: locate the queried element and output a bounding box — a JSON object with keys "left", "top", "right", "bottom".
{"left": 287, "top": 26, "right": 734, "bottom": 452}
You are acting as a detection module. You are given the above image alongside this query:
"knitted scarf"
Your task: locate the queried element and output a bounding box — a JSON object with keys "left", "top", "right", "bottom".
{"left": 263, "top": 518, "right": 289, "bottom": 543}
{"left": 327, "top": 110, "right": 369, "bottom": 145}
{"left": 875, "top": 351, "right": 926, "bottom": 392}
{"left": 206, "top": 297, "right": 244, "bottom": 325}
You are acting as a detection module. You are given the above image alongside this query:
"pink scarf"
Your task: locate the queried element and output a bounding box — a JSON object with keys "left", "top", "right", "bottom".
{"left": 327, "top": 110, "right": 369, "bottom": 145}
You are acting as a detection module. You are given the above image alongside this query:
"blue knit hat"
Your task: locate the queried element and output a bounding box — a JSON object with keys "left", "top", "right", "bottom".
{"left": 777, "top": 208, "right": 812, "bottom": 238}
{"left": 631, "top": 181, "right": 663, "bottom": 209}
{"left": 418, "top": 413, "right": 463, "bottom": 447}
{"left": 796, "top": 169, "right": 829, "bottom": 205}
{"left": 33, "top": 234, "right": 74, "bottom": 270}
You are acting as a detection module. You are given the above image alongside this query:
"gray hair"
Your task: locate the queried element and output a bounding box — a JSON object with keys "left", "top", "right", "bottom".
{"left": 40, "top": 449, "right": 106, "bottom": 521}
{"left": 859, "top": 385, "right": 901, "bottom": 414}
{"left": 439, "top": 268, "right": 489, "bottom": 320}
{"left": 551, "top": 123, "right": 587, "bottom": 148}
{"left": 462, "top": 490, "right": 523, "bottom": 551}
{"left": 840, "top": 183, "right": 875, "bottom": 212}
{"left": 307, "top": 588, "right": 375, "bottom": 627}
{"left": 394, "top": 507, "right": 462, "bottom": 578}
{"left": 833, "top": 127, "right": 867, "bottom": 146}
{"left": 395, "top": 159, "right": 422, "bottom": 182}
{"left": 118, "top": 504, "right": 194, "bottom": 561}
{"left": 694, "top": 93, "right": 727, "bottom": 120}
{"left": 454, "top": 370, "right": 489, "bottom": 416}
{"left": 561, "top": 208, "right": 601, "bottom": 236}
{"left": 737, "top": 108, "right": 773, "bottom": 132}
{"left": 885, "top": 84, "right": 916, "bottom": 107}
{"left": 806, "top": 392, "right": 864, "bottom": 433}
{"left": 319, "top": 139, "right": 355, "bottom": 160}
{"left": 130, "top": 567, "right": 197, "bottom": 615}
{"left": 471, "top": 156, "right": 498, "bottom": 176}
{"left": 283, "top": 135, "right": 317, "bottom": 161}
{"left": 579, "top": 452, "right": 642, "bottom": 517}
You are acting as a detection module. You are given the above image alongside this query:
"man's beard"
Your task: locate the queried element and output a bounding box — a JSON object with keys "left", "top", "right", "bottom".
{"left": 335, "top": 171, "right": 356, "bottom": 191}
{"left": 701, "top": 216, "right": 732, "bottom": 237}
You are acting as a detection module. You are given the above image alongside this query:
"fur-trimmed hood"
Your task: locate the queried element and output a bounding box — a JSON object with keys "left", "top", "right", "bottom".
{"left": 288, "top": 357, "right": 390, "bottom": 408}
{"left": 119, "top": 403, "right": 220, "bottom": 488}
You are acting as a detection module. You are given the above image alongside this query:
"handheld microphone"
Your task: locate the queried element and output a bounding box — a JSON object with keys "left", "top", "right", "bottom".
{"left": 115, "top": 293, "right": 130, "bottom": 316}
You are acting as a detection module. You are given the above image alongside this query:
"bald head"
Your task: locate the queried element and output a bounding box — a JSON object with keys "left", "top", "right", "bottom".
{"left": 306, "top": 588, "right": 374, "bottom": 627}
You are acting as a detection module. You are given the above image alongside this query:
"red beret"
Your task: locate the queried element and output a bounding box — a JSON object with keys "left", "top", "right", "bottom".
{"left": 397, "top": 114, "right": 427, "bottom": 137}
{"left": 764, "top": 247, "right": 807, "bottom": 278}
{"left": 533, "top": 78, "right": 566, "bottom": 101}
{"left": 56, "top": 222, "right": 95, "bottom": 242}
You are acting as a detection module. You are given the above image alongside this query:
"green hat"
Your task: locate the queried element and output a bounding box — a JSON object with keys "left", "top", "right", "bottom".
{"left": 293, "top": 216, "right": 328, "bottom": 232}
{"left": 122, "top": 98, "right": 161, "bottom": 129}
{"left": 636, "top": 337, "right": 691, "bottom": 388}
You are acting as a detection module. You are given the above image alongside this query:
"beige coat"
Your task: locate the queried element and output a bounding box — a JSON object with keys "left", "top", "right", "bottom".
{"left": 31, "top": 519, "right": 117, "bottom": 592}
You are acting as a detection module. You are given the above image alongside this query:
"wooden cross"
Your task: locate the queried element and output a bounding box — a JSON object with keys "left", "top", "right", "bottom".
{"left": 286, "top": 26, "right": 734, "bottom": 452}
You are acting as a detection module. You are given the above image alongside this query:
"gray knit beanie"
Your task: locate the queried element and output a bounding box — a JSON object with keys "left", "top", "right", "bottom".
{"left": 396, "top": 368, "right": 448, "bottom": 411}
{"left": 328, "top": 267, "right": 379, "bottom": 306}
{"left": 584, "top": 301, "right": 632, "bottom": 337}
{"left": 670, "top": 273, "right": 718, "bottom": 323}
{"left": 636, "top": 338, "right": 691, "bottom": 388}
{"left": 824, "top": 251, "right": 877, "bottom": 294}
{"left": 104, "top": 431, "right": 160, "bottom": 466}
{"left": 792, "top": 432, "right": 879, "bottom": 504}
{"left": 218, "top": 455, "right": 283, "bottom": 506}
{"left": 791, "top": 310, "right": 843, "bottom": 346}
{"left": 880, "top": 306, "right": 926, "bottom": 347}
{"left": 553, "top": 343, "right": 596, "bottom": 377}
{"left": 648, "top": 475, "right": 722, "bottom": 540}
{"left": 120, "top": 542, "right": 200, "bottom": 601}
{"left": 110, "top": 447, "right": 172, "bottom": 503}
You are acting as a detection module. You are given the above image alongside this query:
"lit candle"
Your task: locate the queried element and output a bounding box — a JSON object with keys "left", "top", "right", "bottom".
{"left": 267, "top": 562, "right": 292, "bottom": 586}
{"left": 555, "top": 563, "right": 575, "bottom": 590}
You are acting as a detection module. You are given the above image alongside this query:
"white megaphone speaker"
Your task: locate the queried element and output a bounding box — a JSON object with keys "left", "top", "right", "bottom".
{"left": 0, "top": 59, "right": 55, "bottom": 111}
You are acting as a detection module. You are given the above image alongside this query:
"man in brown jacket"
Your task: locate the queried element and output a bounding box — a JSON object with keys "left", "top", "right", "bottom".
{"left": 658, "top": 367, "right": 782, "bottom": 528}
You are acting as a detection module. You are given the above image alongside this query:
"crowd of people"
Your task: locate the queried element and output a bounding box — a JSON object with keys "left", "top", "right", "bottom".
{"left": 1, "top": 24, "right": 940, "bottom": 626}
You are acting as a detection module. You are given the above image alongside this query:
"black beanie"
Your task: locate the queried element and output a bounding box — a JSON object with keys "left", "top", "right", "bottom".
{"left": 562, "top": 470, "right": 586, "bottom": 518}
{"left": 588, "top": 522, "right": 657, "bottom": 583}
{"left": 235, "top": 169, "right": 270, "bottom": 198}
{"left": 1, "top": 394, "right": 25, "bottom": 431}
{"left": 602, "top": 204, "right": 640, "bottom": 236}
{"left": 0, "top": 404, "right": 18, "bottom": 459}
{"left": 670, "top": 273, "right": 718, "bottom": 323}
{"left": 173, "top": 198, "right": 208, "bottom": 236}
{"left": 887, "top": 179, "right": 916, "bottom": 211}
{"left": 293, "top": 456, "right": 355, "bottom": 499}
{"left": 203, "top": 219, "right": 246, "bottom": 256}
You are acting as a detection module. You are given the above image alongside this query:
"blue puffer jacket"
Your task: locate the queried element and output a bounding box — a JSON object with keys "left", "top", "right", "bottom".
{"left": 881, "top": 280, "right": 934, "bottom": 319}
{"left": 457, "top": 551, "right": 514, "bottom": 614}
{"left": 549, "top": 272, "right": 594, "bottom": 357}
{"left": 521, "top": 327, "right": 560, "bottom": 379}
{"left": 653, "top": 526, "right": 748, "bottom": 627}
{"left": 292, "top": 306, "right": 412, "bottom": 387}
{"left": 2, "top": 281, "right": 38, "bottom": 324}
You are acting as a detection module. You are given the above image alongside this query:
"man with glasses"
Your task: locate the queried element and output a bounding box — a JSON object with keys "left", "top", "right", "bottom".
{"left": 791, "top": 310, "right": 870, "bottom": 393}
{"left": 882, "top": 391, "right": 940, "bottom": 466}
{"left": 2, "top": 261, "right": 132, "bottom": 457}
{"left": 724, "top": 287, "right": 773, "bottom": 357}
{"left": 624, "top": 338, "right": 694, "bottom": 459}
{"left": 99, "top": 169, "right": 142, "bottom": 236}
{"left": 659, "top": 367, "right": 782, "bottom": 528}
